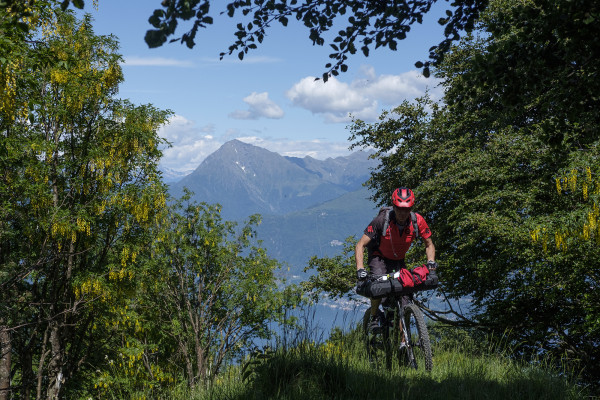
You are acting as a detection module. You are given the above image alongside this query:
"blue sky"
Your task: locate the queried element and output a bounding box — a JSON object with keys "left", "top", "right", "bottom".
{"left": 82, "top": 1, "right": 447, "bottom": 173}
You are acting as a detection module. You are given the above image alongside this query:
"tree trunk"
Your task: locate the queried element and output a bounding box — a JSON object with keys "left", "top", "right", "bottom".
{"left": 46, "top": 322, "right": 64, "bottom": 400}
{"left": 21, "top": 349, "right": 32, "bottom": 400}
{"left": 0, "top": 325, "right": 10, "bottom": 400}
{"left": 179, "top": 340, "right": 194, "bottom": 387}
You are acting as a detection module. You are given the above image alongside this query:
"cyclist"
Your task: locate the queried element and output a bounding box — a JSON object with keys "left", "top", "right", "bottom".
{"left": 355, "top": 187, "right": 437, "bottom": 332}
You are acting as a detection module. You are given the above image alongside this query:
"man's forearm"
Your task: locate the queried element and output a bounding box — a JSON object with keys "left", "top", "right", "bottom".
{"left": 355, "top": 245, "right": 364, "bottom": 270}
{"left": 426, "top": 242, "right": 435, "bottom": 262}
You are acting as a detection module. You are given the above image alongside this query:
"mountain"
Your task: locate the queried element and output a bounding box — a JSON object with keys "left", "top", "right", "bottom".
{"left": 160, "top": 166, "right": 194, "bottom": 183}
{"left": 169, "top": 140, "right": 377, "bottom": 221}
{"left": 166, "top": 139, "right": 381, "bottom": 273}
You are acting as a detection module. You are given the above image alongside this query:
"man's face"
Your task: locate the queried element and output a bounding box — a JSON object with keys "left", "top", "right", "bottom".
{"left": 393, "top": 205, "right": 411, "bottom": 221}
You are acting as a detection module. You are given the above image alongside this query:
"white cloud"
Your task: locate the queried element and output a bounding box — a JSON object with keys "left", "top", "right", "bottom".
{"left": 122, "top": 56, "right": 194, "bottom": 68}
{"left": 286, "top": 77, "right": 378, "bottom": 122}
{"left": 158, "top": 115, "right": 221, "bottom": 172}
{"left": 157, "top": 117, "right": 355, "bottom": 172}
{"left": 236, "top": 137, "right": 352, "bottom": 160}
{"left": 229, "top": 92, "right": 284, "bottom": 120}
{"left": 286, "top": 66, "right": 442, "bottom": 123}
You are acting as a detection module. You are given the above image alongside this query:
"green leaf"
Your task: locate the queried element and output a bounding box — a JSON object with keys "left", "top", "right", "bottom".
{"left": 148, "top": 10, "right": 164, "bottom": 28}
{"left": 145, "top": 30, "right": 167, "bottom": 48}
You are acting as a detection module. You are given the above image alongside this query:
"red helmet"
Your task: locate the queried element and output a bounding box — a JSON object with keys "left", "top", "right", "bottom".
{"left": 391, "top": 187, "right": 415, "bottom": 208}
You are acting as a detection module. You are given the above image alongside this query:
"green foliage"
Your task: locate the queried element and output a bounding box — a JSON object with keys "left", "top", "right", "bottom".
{"left": 0, "top": 1, "right": 85, "bottom": 40}
{"left": 124, "top": 190, "right": 304, "bottom": 390}
{"left": 144, "top": 0, "right": 488, "bottom": 80}
{"left": 0, "top": 8, "right": 172, "bottom": 398}
{"left": 0, "top": 8, "right": 305, "bottom": 396}
{"left": 302, "top": 237, "right": 358, "bottom": 302}
{"left": 347, "top": 0, "right": 600, "bottom": 385}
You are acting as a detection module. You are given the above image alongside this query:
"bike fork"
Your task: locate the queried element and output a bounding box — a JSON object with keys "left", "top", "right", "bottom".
{"left": 398, "top": 306, "right": 417, "bottom": 368}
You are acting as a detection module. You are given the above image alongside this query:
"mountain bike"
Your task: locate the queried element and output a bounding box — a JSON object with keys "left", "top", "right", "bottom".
{"left": 361, "top": 274, "right": 433, "bottom": 372}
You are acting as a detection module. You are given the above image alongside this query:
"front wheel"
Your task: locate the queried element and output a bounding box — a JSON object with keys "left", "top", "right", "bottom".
{"left": 402, "top": 303, "right": 433, "bottom": 371}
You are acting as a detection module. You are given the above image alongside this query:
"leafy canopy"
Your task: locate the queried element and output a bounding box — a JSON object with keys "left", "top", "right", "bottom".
{"left": 144, "top": 0, "right": 488, "bottom": 80}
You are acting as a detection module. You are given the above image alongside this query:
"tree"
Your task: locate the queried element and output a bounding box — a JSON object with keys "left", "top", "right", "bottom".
{"left": 131, "top": 192, "right": 302, "bottom": 388}
{"left": 342, "top": 0, "right": 600, "bottom": 384}
{"left": 0, "top": 9, "right": 171, "bottom": 398}
{"left": 144, "top": 0, "right": 488, "bottom": 80}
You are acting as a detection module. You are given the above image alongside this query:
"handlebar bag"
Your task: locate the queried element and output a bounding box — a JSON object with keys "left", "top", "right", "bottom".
{"left": 413, "top": 265, "right": 439, "bottom": 288}
{"left": 356, "top": 277, "right": 404, "bottom": 299}
{"left": 356, "top": 267, "right": 439, "bottom": 299}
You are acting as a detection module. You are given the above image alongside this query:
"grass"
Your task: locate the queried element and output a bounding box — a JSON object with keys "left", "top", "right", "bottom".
{"left": 158, "top": 322, "right": 590, "bottom": 400}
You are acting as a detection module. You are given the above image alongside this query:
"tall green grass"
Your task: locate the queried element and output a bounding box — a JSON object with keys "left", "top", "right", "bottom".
{"left": 161, "top": 322, "right": 588, "bottom": 400}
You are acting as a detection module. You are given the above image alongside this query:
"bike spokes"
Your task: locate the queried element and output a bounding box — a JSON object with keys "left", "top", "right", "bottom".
{"left": 403, "top": 303, "right": 433, "bottom": 372}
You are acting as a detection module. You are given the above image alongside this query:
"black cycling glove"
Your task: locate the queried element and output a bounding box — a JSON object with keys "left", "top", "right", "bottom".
{"left": 426, "top": 261, "right": 438, "bottom": 271}
{"left": 357, "top": 268, "right": 368, "bottom": 280}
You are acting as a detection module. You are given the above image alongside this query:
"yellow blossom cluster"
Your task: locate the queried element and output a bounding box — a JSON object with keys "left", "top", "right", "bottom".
{"left": 0, "top": 60, "right": 19, "bottom": 119}
{"left": 42, "top": 17, "right": 124, "bottom": 114}
{"left": 583, "top": 203, "right": 600, "bottom": 243}
{"left": 74, "top": 277, "right": 109, "bottom": 302}
{"left": 94, "top": 343, "right": 175, "bottom": 397}
{"left": 320, "top": 340, "right": 346, "bottom": 360}
{"left": 555, "top": 167, "right": 597, "bottom": 200}
{"left": 535, "top": 166, "right": 600, "bottom": 251}
{"left": 109, "top": 267, "right": 134, "bottom": 281}
{"left": 120, "top": 246, "right": 138, "bottom": 268}
{"left": 51, "top": 220, "right": 70, "bottom": 238}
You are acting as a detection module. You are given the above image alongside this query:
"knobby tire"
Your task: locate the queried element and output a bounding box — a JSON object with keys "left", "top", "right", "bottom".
{"left": 402, "top": 303, "right": 433, "bottom": 371}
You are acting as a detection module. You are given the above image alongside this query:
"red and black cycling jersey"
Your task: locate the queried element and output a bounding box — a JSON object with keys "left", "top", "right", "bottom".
{"left": 364, "top": 211, "right": 431, "bottom": 260}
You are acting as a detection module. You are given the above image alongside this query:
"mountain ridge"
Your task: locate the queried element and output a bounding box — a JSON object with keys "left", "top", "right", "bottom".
{"left": 168, "top": 139, "right": 377, "bottom": 221}
{"left": 166, "top": 139, "right": 380, "bottom": 271}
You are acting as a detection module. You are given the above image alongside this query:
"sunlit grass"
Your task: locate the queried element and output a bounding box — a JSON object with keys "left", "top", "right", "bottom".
{"left": 164, "top": 322, "right": 588, "bottom": 400}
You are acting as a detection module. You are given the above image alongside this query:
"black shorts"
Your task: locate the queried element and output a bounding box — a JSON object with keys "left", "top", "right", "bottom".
{"left": 368, "top": 255, "right": 407, "bottom": 276}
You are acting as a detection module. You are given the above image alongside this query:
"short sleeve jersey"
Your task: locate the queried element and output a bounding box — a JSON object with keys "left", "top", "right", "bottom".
{"left": 364, "top": 210, "right": 432, "bottom": 260}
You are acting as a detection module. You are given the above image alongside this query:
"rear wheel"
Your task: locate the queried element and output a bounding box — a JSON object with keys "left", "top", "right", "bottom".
{"left": 401, "top": 303, "right": 433, "bottom": 371}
